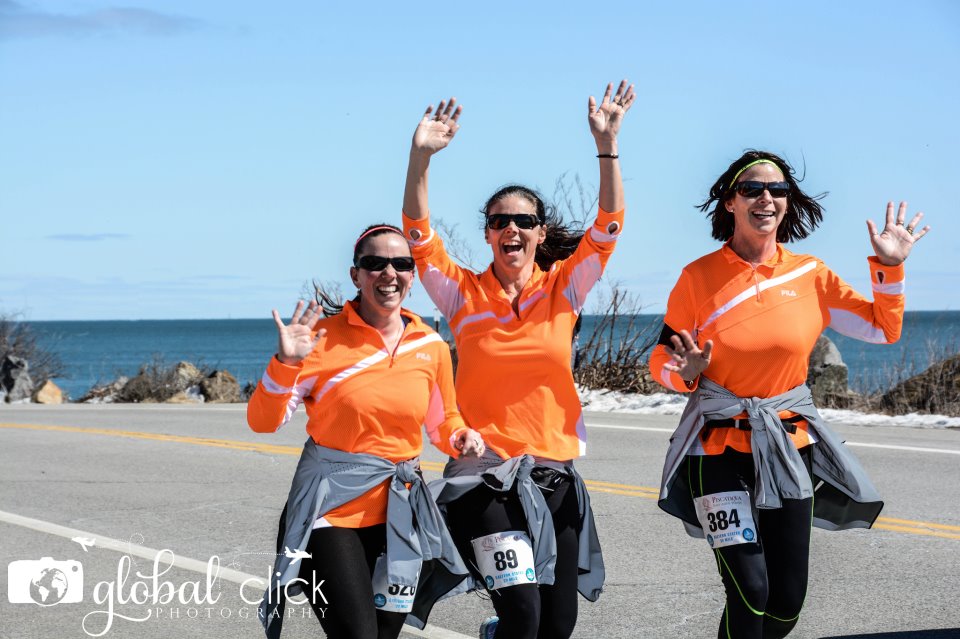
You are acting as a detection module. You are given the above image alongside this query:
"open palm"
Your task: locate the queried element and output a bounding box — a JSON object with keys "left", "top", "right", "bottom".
{"left": 412, "top": 98, "right": 462, "bottom": 155}
{"left": 272, "top": 300, "right": 326, "bottom": 365}
{"left": 588, "top": 80, "right": 636, "bottom": 142}
{"left": 866, "top": 201, "right": 930, "bottom": 266}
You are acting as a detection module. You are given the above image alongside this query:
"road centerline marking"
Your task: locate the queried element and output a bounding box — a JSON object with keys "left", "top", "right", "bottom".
{"left": 3, "top": 422, "right": 957, "bottom": 542}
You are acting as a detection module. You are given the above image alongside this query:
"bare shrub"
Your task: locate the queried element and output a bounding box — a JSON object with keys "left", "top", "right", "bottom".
{"left": 116, "top": 357, "right": 209, "bottom": 403}
{"left": 0, "top": 313, "right": 65, "bottom": 386}
{"left": 573, "top": 282, "right": 662, "bottom": 393}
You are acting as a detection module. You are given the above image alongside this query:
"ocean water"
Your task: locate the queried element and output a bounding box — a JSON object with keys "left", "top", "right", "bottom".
{"left": 22, "top": 311, "right": 960, "bottom": 400}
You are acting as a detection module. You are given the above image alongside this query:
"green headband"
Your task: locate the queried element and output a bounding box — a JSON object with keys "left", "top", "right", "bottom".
{"left": 729, "top": 159, "right": 779, "bottom": 188}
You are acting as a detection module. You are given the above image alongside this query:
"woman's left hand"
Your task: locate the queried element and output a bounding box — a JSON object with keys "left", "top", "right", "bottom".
{"left": 454, "top": 429, "right": 485, "bottom": 458}
{"left": 588, "top": 79, "right": 636, "bottom": 145}
{"left": 867, "top": 201, "right": 930, "bottom": 266}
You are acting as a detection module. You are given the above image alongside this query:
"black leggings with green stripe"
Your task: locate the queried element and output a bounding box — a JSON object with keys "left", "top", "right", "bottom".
{"left": 689, "top": 449, "right": 814, "bottom": 639}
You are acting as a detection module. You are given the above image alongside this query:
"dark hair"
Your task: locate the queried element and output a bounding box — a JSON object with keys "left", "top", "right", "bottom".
{"left": 698, "top": 150, "right": 827, "bottom": 242}
{"left": 315, "top": 223, "right": 408, "bottom": 316}
{"left": 480, "top": 184, "right": 584, "bottom": 270}
{"left": 352, "top": 223, "right": 406, "bottom": 264}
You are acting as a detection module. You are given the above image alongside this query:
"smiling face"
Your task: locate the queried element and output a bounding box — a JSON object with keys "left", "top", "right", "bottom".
{"left": 725, "top": 162, "right": 788, "bottom": 243}
{"left": 349, "top": 232, "right": 414, "bottom": 320}
{"left": 484, "top": 194, "right": 546, "bottom": 273}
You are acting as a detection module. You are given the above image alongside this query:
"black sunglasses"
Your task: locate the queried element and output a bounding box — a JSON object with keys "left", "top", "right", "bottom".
{"left": 354, "top": 255, "right": 416, "bottom": 272}
{"left": 485, "top": 213, "right": 543, "bottom": 230}
{"left": 734, "top": 180, "right": 790, "bottom": 198}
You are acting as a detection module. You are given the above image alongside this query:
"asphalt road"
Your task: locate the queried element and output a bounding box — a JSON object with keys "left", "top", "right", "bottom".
{"left": 1, "top": 404, "right": 958, "bottom": 639}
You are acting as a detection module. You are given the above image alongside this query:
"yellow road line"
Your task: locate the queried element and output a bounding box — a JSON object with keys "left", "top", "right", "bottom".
{"left": 873, "top": 523, "right": 960, "bottom": 541}
{"left": 4, "top": 422, "right": 958, "bottom": 541}
{"left": 876, "top": 516, "right": 960, "bottom": 533}
{"left": 584, "top": 478, "right": 660, "bottom": 493}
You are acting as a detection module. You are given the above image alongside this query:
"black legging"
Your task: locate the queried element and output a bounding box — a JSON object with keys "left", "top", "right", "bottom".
{"left": 688, "top": 449, "right": 814, "bottom": 639}
{"left": 445, "top": 474, "right": 582, "bottom": 639}
{"left": 296, "top": 524, "right": 407, "bottom": 639}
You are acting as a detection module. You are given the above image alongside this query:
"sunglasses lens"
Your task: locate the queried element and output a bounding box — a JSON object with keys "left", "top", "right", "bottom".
{"left": 767, "top": 182, "right": 790, "bottom": 198}
{"left": 358, "top": 256, "right": 387, "bottom": 271}
{"left": 735, "top": 181, "right": 789, "bottom": 198}
{"left": 392, "top": 257, "right": 415, "bottom": 271}
{"left": 357, "top": 256, "right": 415, "bottom": 272}
{"left": 736, "top": 181, "right": 764, "bottom": 198}
{"left": 486, "top": 214, "right": 540, "bottom": 230}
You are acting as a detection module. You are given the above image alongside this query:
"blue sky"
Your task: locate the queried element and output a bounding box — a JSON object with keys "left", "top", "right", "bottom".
{"left": 2, "top": 0, "right": 958, "bottom": 320}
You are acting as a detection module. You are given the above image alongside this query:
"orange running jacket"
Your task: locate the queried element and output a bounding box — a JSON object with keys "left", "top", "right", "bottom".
{"left": 402, "top": 207, "right": 625, "bottom": 461}
{"left": 649, "top": 243, "right": 905, "bottom": 454}
{"left": 247, "top": 301, "right": 466, "bottom": 527}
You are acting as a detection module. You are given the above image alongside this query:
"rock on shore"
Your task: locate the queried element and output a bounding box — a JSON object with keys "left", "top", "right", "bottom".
{"left": 79, "top": 361, "right": 242, "bottom": 404}
{"left": 880, "top": 353, "right": 960, "bottom": 416}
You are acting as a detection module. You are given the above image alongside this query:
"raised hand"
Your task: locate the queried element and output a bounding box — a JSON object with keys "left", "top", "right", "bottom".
{"left": 454, "top": 428, "right": 485, "bottom": 458}
{"left": 271, "top": 300, "right": 326, "bottom": 366}
{"left": 663, "top": 329, "right": 714, "bottom": 383}
{"left": 866, "top": 201, "right": 930, "bottom": 266}
{"left": 411, "top": 98, "right": 462, "bottom": 156}
{"left": 588, "top": 80, "right": 636, "bottom": 144}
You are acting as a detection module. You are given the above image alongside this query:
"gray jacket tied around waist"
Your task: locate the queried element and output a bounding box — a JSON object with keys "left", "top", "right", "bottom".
{"left": 406, "top": 449, "right": 604, "bottom": 629}
{"left": 260, "top": 440, "right": 467, "bottom": 638}
{"left": 658, "top": 377, "right": 883, "bottom": 536}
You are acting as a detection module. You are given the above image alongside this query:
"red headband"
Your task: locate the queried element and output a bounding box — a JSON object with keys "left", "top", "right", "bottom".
{"left": 353, "top": 225, "right": 403, "bottom": 251}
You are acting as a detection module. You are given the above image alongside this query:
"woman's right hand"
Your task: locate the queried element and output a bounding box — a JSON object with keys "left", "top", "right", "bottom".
{"left": 454, "top": 428, "right": 485, "bottom": 458}
{"left": 271, "top": 300, "right": 326, "bottom": 366}
{"left": 663, "top": 329, "right": 713, "bottom": 383}
{"left": 411, "top": 98, "right": 462, "bottom": 157}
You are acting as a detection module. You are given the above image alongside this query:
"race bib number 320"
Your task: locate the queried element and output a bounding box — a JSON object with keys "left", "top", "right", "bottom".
{"left": 370, "top": 554, "right": 418, "bottom": 613}
{"left": 693, "top": 491, "right": 757, "bottom": 549}
{"left": 470, "top": 531, "right": 536, "bottom": 591}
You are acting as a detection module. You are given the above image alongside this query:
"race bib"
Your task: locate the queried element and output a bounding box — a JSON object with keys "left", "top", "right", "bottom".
{"left": 694, "top": 491, "right": 758, "bottom": 549}
{"left": 470, "top": 531, "right": 537, "bottom": 591}
{"left": 370, "top": 554, "right": 418, "bottom": 613}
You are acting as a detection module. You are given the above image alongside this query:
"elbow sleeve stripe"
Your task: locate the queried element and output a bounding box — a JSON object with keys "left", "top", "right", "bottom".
{"left": 828, "top": 308, "right": 889, "bottom": 344}
{"left": 589, "top": 225, "right": 621, "bottom": 243}
{"left": 872, "top": 280, "right": 905, "bottom": 295}
{"left": 281, "top": 375, "right": 319, "bottom": 425}
{"left": 561, "top": 253, "right": 603, "bottom": 315}
{"left": 422, "top": 263, "right": 466, "bottom": 320}
{"left": 660, "top": 367, "right": 681, "bottom": 392}
{"left": 261, "top": 371, "right": 293, "bottom": 395}
{"left": 575, "top": 413, "right": 587, "bottom": 456}
{"left": 423, "top": 383, "right": 446, "bottom": 444}
{"left": 407, "top": 226, "right": 434, "bottom": 248}
{"left": 700, "top": 261, "right": 817, "bottom": 333}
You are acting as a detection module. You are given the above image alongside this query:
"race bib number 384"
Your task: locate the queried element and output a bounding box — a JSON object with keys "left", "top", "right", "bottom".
{"left": 470, "top": 531, "right": 537, "bottom": 591}
{"left": 693, "top": 491, "right": 757, "bottom": 549}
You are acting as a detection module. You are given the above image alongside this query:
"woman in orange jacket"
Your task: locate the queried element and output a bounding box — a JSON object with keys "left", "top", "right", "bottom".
{"left": 247, "top": 224, "right": 484, "bottom": 639}
{"left": 650, "top": 151, "right": 930, "bottom": 639}
{"left": 401, "top": 81, "right": 634, "bottom": 639}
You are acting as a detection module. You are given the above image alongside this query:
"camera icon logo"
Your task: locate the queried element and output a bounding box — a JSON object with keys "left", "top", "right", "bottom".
{"left": 7, "top": 557, "right": 84, "bottom": 606}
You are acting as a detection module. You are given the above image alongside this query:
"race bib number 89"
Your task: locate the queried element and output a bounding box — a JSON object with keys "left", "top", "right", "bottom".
{"left": 470, "top": 531, "right": 537, "bottom": 591}
{"left": 693, "top": 491, "right": 757, "bottom": 549}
